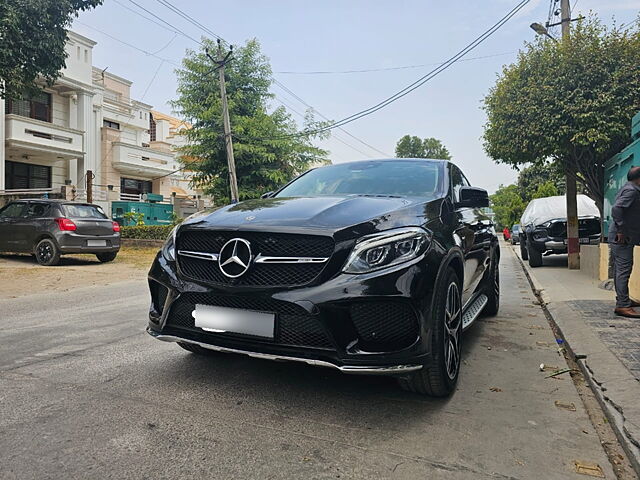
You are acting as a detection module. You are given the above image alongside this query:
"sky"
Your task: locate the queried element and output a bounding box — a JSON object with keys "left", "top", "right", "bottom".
{"left": 73, "top": 0, "right": 640, "bottom": 193}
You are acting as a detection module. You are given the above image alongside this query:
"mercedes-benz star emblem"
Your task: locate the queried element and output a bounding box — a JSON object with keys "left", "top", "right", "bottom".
{"left": 218, "top": 238, "right": 252, "bottom": 278}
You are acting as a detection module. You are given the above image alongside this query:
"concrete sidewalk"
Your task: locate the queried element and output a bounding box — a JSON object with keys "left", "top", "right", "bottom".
{"left": 513, "top": 246, "right": 640, "bottom": 473}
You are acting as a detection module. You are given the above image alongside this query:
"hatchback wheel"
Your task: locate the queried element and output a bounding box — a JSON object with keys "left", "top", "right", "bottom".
{"left": 398, "top": 268, "right": 461, "bottom": 396}
{"left": 96, "top": 252, "right": 117, "bottom": 263}
{"left": 34, "top": 238, "right": 60, "bottom": 266}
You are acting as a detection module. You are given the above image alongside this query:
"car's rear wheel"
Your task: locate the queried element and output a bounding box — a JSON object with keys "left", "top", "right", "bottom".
{"left": 398, "top": 268, "right": 461, "bottom": 397}
{"left": 484, "top": 254, "right": 500, "bottom": 316}
{"left": 520, "top": 237, "right": 529, "bottom": 260}
{"left": 34, "top": 238, "right": 60, "bottom": 266}
{"left": 527, "top": 239, "right": 543, "bottom": 267}
{"left": 177, "top": 342, "right": 216, "bottom": 355}
{"left": 96, "top": 252, "right": 117, "bottom": 263}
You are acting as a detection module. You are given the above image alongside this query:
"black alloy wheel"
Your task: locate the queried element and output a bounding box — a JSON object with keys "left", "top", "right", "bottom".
{"left": 398, "top": 268, "right": 462, "bottom": 396}
{"left": 34, "top": 238, "right": 60, "bottom": 266}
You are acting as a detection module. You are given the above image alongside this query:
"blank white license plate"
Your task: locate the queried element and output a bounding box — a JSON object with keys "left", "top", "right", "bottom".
{"left": 87, "top": 240, "right": 106, "bottom": 247}
{"left": 192, "top": 304, "right": 275, "bottom": 339}
{"left": 563, "top": 238, "right": 591, "bottom": 245}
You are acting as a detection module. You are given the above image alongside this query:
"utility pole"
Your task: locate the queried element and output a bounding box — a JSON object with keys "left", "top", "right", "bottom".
{"left": 86, "top": 170, "right": 93, "bottom": 203}
{"left": 560, "top": 0, "right": 580, "bottom": 270}
{"left": 207, "top": 40, "right": 239, "bottom": 204}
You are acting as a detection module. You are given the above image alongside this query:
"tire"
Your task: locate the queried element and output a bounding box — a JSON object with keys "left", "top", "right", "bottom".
{"left": 483, "top": 253, "right": 500, "bottom": 316}
{"left": 34, "top": 238, "right": 60, "bottom": 266}
{"left": 96, "top": 252, "right": 117, "bottom": 263}
{"left": 177, "top": 342, "right": 215, "bottom": 355}
{"left": 520, "top": 238, "right": 529, "bottom": 261}
{"left": 527, "top": 239, "right": 543, "bottom": 268}
{"left": 398, "top": 268, "right": 462, "bottom": 397}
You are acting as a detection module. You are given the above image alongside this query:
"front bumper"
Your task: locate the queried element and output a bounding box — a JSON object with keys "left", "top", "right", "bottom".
{"left": 147, "top": 249, "right": 442, "bottom": 374}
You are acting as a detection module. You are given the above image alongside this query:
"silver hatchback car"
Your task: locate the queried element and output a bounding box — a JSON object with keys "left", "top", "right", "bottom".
{"left": 0, "top": 199, "right": 120, "bottom": 266}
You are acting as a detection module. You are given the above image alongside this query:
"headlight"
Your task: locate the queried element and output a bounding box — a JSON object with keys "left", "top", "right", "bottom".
{"left": 343, "top": 227, "right": 430, "bottom": 274}
{"left": 162, "top": 226, "right": 178, "bottom": 261}
{"left": 532, "top": 229, "right": 548, "bottom": 240}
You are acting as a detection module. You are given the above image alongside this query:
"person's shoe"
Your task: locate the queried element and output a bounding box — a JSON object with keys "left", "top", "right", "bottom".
{"left": 631, "top": 300, "right": 640, "bottom": 308}
{"left": 614, "top": 307, "right": 640, "bottom": 318}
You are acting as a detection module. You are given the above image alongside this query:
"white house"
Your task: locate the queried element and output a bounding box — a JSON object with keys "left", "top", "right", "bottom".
{"left": 0, "top": 30, "right": 208, "bottom": 217}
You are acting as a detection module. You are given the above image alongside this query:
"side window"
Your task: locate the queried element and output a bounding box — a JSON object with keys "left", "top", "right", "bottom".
{"left": 25, "top": 203, "right": 49, "bottom": 218}
{"left": 0, "top": 202, "right": 26, "bottom": 219}
{"left": 450, "top": 166, "right": 464, "bottom": 203}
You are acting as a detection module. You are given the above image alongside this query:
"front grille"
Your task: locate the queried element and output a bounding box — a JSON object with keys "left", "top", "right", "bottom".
{"left": 548, "top": 219, "right": 601, "bottom": 238}
{"left": 165, "top": 293, "right": 334, "bottom": 350}
{"left": 350, "top": 302, "right": 419, "bottom": 351}
{"left": 177, "top": 230, "right": 334, "bottom": 287}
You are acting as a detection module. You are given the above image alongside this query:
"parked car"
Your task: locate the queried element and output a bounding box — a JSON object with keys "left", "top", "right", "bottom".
{"left": 148, "top": 159, "right": 500, "bottom": 397}
{"left": 0, "top": 199, "right": 121, "bottom": 266}
{"left": 510, "top": 224, "right": 521, "bottom": 245}
{"left": 519, "top": 195, "right": 600, "bottom": 268}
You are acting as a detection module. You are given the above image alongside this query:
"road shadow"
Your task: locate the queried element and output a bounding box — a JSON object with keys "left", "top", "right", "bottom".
{"left": 0, "top": 253, "right": 100, "bottom": 267}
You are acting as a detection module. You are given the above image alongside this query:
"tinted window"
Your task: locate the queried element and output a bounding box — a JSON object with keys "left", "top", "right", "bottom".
{"left": 25, "top": 203, "right": 50, "bottom": 218}
{"left": 275, "top": 161, "right": 442, "bottom": 198}
{"left": 0, "top": 203, "right": 26, "bottom": 218}
{"left": 63, "top": 204, "right": 107, "bottom": 219}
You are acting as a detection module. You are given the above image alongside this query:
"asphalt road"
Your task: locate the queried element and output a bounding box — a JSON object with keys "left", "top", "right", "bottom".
{"left": 0, "top": 246, "right": 617, "bottom": 479}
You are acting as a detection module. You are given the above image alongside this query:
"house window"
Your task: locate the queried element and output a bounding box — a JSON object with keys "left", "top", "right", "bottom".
{"left": 103, "top": 119, "right": 120, "bottom": 130}
{"left": 5, "top": 92, "right": 52, "bottom": 123}
{"left": 120, "top": 177, "right": 152, "bottom": 195}
{"left": 149, "top": 113, "right": 156, "bottom": 142}
{"left": 5, "top": 161, "right": 51, "bottom": 190}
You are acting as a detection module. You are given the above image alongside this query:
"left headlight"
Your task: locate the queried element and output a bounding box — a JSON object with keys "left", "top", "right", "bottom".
{"left": 162, "top": 226, "right": 178, "bottom": 261}
{"left": 343, "top": 227, "right": 430, "bottom": 274}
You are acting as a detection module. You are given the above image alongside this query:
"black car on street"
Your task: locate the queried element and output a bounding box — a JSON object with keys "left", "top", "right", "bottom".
{"left": 0, "top": 199, "right": 121, "bottom": 266}
{"left": 148, "top": 159, "right": 500, "bottom": 396}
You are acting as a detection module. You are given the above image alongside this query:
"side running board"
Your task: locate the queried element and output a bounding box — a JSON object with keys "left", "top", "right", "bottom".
{"left": 462, "top": 294, "right": 488, "bottom": 330}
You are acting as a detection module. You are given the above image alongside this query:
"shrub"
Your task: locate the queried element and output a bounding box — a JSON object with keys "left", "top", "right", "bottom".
{"left": 120, "top": 225, "right": 173, "bottom": 240}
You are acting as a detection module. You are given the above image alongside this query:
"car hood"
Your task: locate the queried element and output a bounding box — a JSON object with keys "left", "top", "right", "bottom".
{"left": 182, "top": 195, "right": 442, "bottom": 239}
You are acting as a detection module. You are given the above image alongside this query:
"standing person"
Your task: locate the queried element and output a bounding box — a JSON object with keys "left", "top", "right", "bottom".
{"left": 609, "top": 166, "right": 640, "bottom": 318}
{"left": 503, "top": 227, "right": 511, "bottom": 241}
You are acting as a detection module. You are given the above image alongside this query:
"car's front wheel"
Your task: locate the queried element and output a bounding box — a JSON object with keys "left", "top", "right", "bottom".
{"left": 398, "top": 268, "right": 461, "bottom": 397}
{"left": 520, "top": 237, "right": 529, "bottom": 260}
{"left": 484, "top": 253, "right": 500, "bottom": 316}
{"left": 34, "top": 238, "right": 60, "bottom": 266}
{"left": 527, "top": 239, "right": 543, "bottom": 267}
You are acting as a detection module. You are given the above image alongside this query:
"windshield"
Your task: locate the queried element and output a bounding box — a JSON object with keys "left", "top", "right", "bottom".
{"left": 275, "top": 160, "right": 442, "bottom": 198}
{"left": 63, "top": 204, "right": 107, "bottom": 219}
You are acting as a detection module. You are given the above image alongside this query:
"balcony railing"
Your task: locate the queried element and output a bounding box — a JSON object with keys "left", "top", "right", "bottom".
{"left": 111, "top": 142, "right": 177, "bottom": 177}
{"left": 5, "top": 114, "right": 84, "bottom": 158}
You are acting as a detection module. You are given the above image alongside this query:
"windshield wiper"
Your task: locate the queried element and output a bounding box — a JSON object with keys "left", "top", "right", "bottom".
{"left": 353, "top": 194, "right": 402, "bottom": 198}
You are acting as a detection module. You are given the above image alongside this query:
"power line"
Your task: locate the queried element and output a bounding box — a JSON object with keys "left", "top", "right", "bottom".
{"left": 126, "top": 0, "right": 203, "bottom": 45}
{"left": 273, "top": 51, "right": 517, "bottom": 75}
{"left": 148, "top": 0, "right": 391, "bottom": 157}
{"left": 240, "top": 0, "right": 531, "bottom": 141}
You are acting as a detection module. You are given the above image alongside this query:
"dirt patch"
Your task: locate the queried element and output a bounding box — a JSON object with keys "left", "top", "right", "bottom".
{"left": 0, "top": 246, "right": 159, "bottom": 299}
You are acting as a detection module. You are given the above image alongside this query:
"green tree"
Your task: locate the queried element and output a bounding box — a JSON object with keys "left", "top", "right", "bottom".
{"left": 0, "top": 0, "right": 103, "bottom": 99}
{"left": 395, "top": 135, "right": 451, "bottom": 160}
{"left": 532, "top": 181, "right": 559, "bottom": 199}
{"left": 483, "top": 15, "right": 640, "bottom": 214}
{"left": 173, "top": 39, "right": 329, "bottom": 204}
{"left": 517, "top": 163, "right": 565, "bottom": 201}
{"left": 490, "top": 184, "right": 526, "bottom": 229}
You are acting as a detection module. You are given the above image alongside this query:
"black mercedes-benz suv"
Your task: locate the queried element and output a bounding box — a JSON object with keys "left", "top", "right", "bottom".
{"left": 148, "top": 159, "right": 500, "bottom": 396}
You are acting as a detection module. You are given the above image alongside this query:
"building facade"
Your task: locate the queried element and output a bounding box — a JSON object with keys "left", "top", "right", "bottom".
{"left": 1, "top": 31, "right": 208, "bottom": 218}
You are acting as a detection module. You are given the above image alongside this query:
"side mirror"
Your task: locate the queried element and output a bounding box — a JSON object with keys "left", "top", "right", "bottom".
{"left": 260, "top": 191, "right": 275, "bottom": 199}
{"left": 456, "top": 186, "right": 489, "bottom": 209}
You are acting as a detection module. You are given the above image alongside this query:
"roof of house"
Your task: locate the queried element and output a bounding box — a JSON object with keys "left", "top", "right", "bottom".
{"left": 151, "top": 111, "right": 191, "bottom": 137}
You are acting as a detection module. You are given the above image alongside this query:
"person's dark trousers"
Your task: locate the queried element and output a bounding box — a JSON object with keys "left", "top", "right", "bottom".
{"left": 610, "top": 242, "right": 635, "bottom": 308}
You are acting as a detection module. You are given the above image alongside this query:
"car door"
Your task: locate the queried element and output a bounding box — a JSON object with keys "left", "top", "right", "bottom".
{"left": 450, "top": 166, "right": 490, "bottom": 305}
{"left": 22, "top": 202, "right": 51, "bottom": 250}
{"left": 0, "top": 202, "right": 28, "bottom": 251}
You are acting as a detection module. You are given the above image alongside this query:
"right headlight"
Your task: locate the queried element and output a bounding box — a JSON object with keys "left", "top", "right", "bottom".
{"left": 343, "top": 227, "right": 430, "bottom": 274}
{"left": 162, "top": 225, "right": 178, "bottom": 261}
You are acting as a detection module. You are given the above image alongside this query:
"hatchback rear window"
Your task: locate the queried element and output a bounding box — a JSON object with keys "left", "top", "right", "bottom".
{"left": 63, "top": 204, "right": 107, "bottom": 219}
